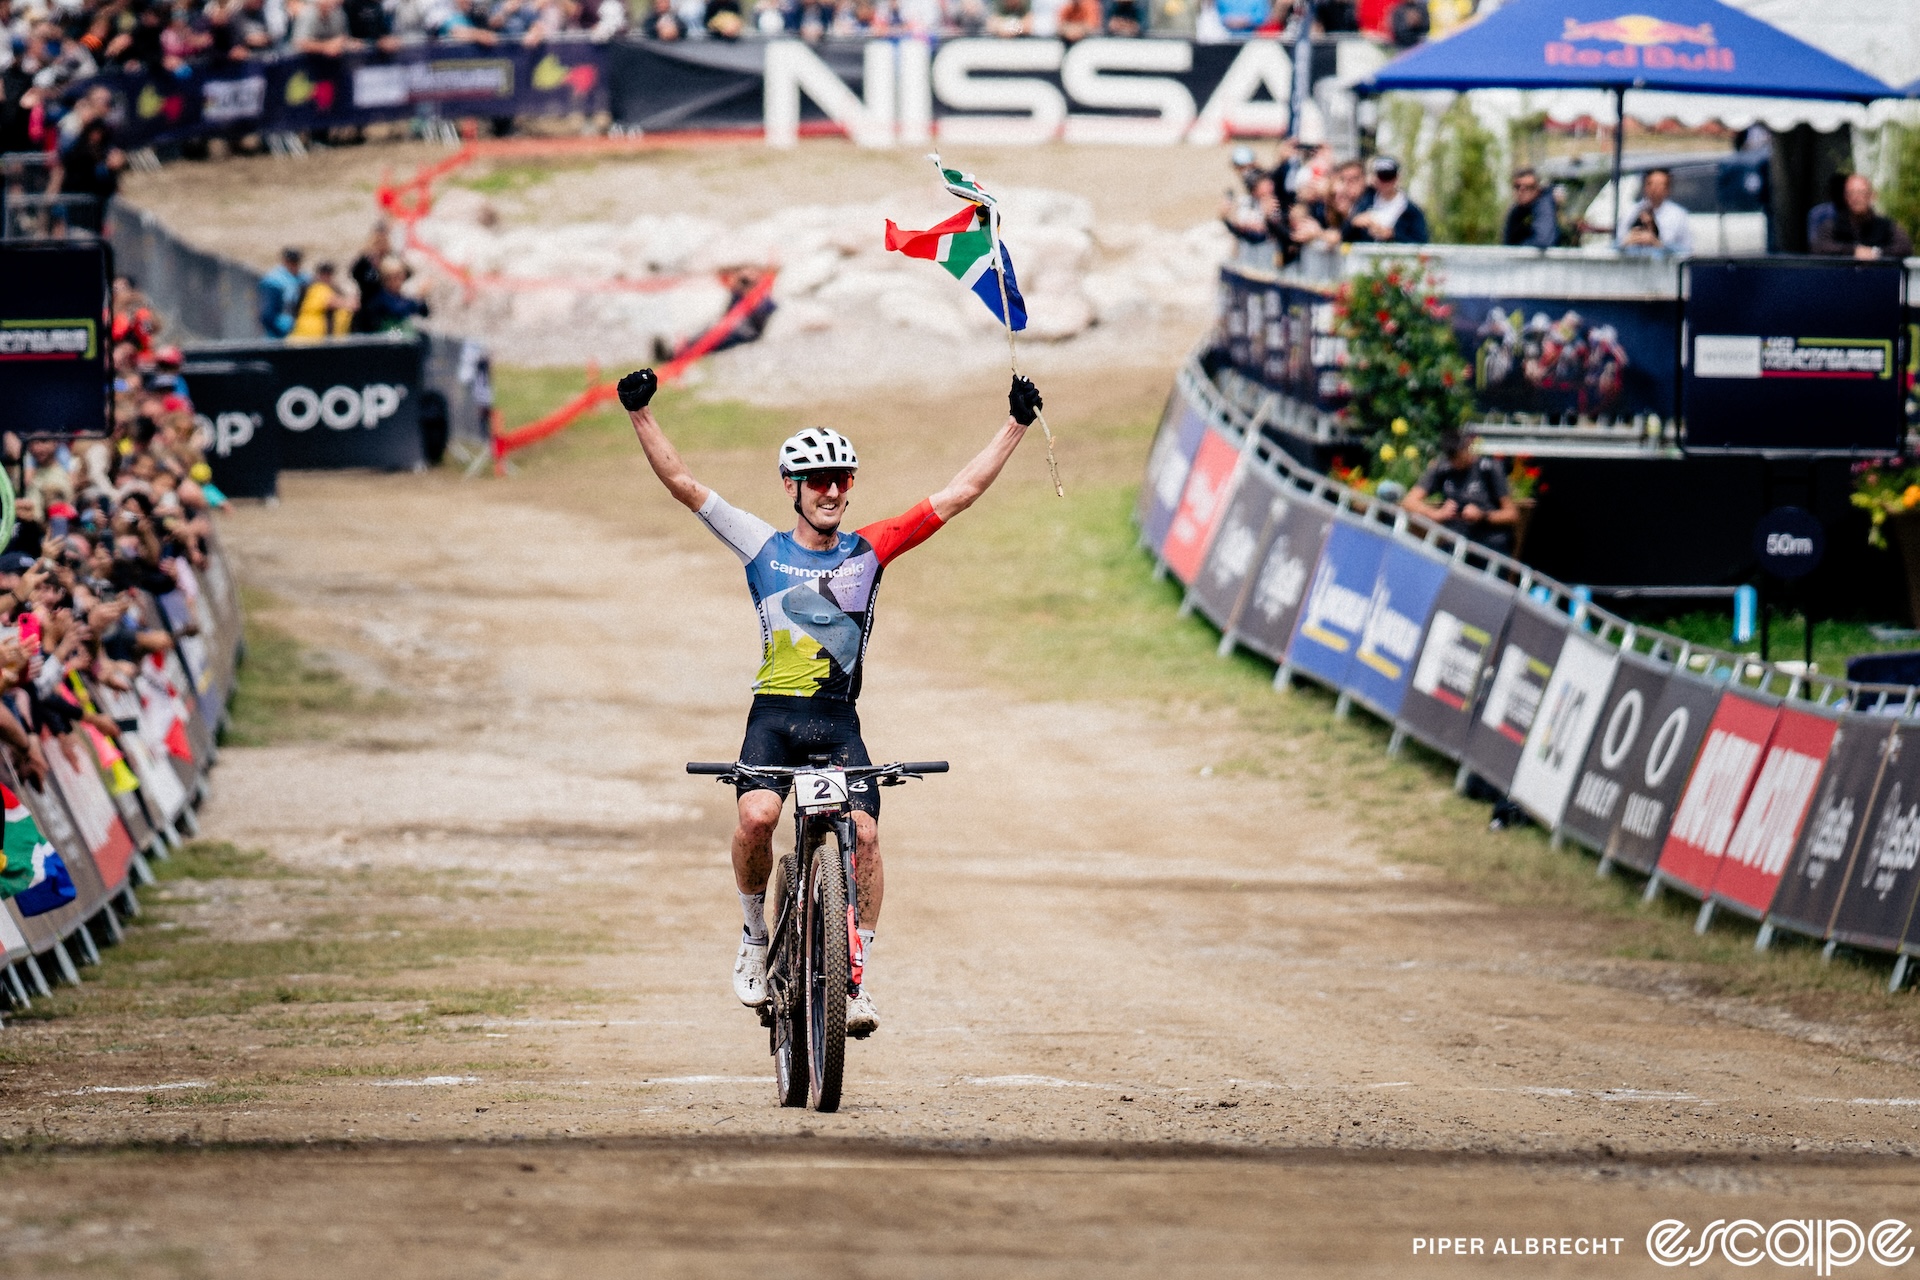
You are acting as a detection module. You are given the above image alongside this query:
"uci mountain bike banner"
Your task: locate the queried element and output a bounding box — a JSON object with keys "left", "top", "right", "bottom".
{"left": 1604, "top": 670, "right": 1724, "bottom": 876}
{"left": 1188, "top": 468, "right": 1287, "bottom": 636}
{"left": 1139, "top": 387, "right": 1209, "bottom": 557}
{"left": 1342, "top": 543, "right": 1451, "bottom": 720}
{"left": 1704, "top": 705, "right": 1838, "bottom": 919}
{"left": 1654, "top": 690, "right": 1780, "bottom": 900}
{"left": 1282, "top": 520, "right": 1390, "bottom": 690}
{"left": 1396, "top": 571, "right": 1515, "bottom": 759}
{"left": 1509, "top": 632, "right": 1620, "bottom": 831}
{"left": 1462, "top": 603, "right": 1570, "bottom": 795}
{"left": 1827, "top": 722, "right": 1920, "bottom": 952}
{"left": 1161, "top": 427, "right": 1241, "bottom": 585}
{"left": 1773, "top": 716, "right": 1901, "bottom": 946}
{"left": 1231, "top": 491, "right": 1333, "bottom": 665}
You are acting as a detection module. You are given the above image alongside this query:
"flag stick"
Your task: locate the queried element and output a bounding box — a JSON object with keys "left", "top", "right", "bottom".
{"left": 985, "top": 202, "right": 1063, "bottom": 498}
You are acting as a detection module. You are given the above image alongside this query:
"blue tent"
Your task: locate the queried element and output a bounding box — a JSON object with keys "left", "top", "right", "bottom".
{"left": 1359, "top": 0, "right": 1895, "bottom": 236}
{"left": 1362, "top": 0, "right": 1892, "bottom": 101}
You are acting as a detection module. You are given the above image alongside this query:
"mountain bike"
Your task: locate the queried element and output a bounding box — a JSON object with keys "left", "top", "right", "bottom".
{"left": 687, "top": 757, "right": 947, "bottom": 1113}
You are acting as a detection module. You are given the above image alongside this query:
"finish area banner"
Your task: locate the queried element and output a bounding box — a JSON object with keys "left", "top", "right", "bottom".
{"left": 1510, "top": 633, "right": 1619, "bottom": 831}
{"left": 1463, "top": 603, "right": 1569, "bottom": 795}
{"left": 1161, "top": 427, "right": 1240, "bottom": 585}
{"left": 1397, "top": 573, "right": 1513, "bottom": 760}
{"left": 1284, "top": 521, "right": 1389, "bottom": 689}
{"left": 1767, "top": 716, "right": 1895, "bottom": 942}
{"left": 1140, "top": 389, "right": 1209, "bottom": 558}
{"left": 1189, "top": 469, "right": 1286, "bottom": 635}
{"left": 1343, "top": 544, "right": 1450, "bottom": 720}
{"left": 1706, "top": 706, "right": 1839, "bottom": 918}
{"left": 1231, "top": 493, "right": 1332, "bottom": 664}
{"left": 1656, "top": 691, "right": 1779, "bottom": 899}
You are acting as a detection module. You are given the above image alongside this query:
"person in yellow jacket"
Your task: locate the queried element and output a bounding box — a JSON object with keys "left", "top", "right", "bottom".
{"left": 288, "top": 262, "right": 354, "bottom": 341}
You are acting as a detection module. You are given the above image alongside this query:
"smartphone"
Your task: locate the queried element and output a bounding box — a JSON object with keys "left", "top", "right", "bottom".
{"left": 17, "top": 613, "right": 40, "bottom": 655}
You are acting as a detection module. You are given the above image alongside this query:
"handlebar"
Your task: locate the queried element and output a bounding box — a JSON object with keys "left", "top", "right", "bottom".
{"left": 686, "top": 760, "right": 949, "bottom": 779}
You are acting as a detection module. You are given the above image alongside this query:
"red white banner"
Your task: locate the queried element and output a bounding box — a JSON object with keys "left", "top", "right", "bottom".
{"left": 1708, "top": 706, "right": 1839, "bottom": 916}
{"left": 1655, "top": 691, "right": 1778, "bottom": 897}
{"left": 1160, "top": 428, "right": 1240, "bottom": 585}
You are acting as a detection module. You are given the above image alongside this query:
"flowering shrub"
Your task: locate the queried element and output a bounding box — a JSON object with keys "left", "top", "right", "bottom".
{"left": 1334, "top": 258, "right": 1474, "bottom": 490}
{"left": 1851, "top": 459, "right": 1920, "bottom": 548}
{"left": 1507, "top": 458, "right": 1543, "bottom": 502}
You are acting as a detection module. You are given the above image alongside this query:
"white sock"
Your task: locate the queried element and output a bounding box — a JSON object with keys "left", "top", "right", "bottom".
{"left": 856, "top": 928, "right": 875, "bottom": 981}
{"left": 740, "top": 891, "right": 767, "bottom": 945}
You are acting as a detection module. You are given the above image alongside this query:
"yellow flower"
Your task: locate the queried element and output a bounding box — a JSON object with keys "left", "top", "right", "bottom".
{"left": 1379, "top": 444, "right": 1397, "bottom": 462}
{"left": 1390, "top": 417, "right": 1410, "bottom": 436}
{"left": 1903, "top": 485, "right": 1920, "bottom": 509}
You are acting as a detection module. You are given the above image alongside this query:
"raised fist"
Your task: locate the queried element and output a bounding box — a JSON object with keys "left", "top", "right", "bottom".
{"left": 1009, "top": 374, "right": 1042, "bottom": 426}
{"left": 618, "top": 368, "right": 659, "bottom": 412}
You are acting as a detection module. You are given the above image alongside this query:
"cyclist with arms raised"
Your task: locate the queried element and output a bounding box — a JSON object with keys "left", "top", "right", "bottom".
{"left": 617, "top": 367, "right": 1044, "bottom": 1037}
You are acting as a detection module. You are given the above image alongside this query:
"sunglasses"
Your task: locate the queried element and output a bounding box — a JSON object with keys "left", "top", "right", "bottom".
{"left": 800, "top": 469, "right": 856, "bottom": 492}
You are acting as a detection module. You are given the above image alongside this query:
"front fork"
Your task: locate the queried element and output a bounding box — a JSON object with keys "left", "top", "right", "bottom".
{"left": 835, "top": 813, "right": 864, "bottom": 991}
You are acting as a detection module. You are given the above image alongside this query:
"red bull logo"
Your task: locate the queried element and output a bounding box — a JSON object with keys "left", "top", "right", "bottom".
{"left": 1547, "top": 13, "right": 1735, "bottom": 72}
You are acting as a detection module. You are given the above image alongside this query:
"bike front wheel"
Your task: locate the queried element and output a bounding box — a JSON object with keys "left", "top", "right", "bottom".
{"left": 804, "top": 828, "right": 850, "bottom": 1113}
{"left": 770, "top": 852, "right": 806, "bottom": 1109}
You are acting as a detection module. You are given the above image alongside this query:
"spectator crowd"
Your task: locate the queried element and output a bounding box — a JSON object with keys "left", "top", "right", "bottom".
{"left": 0, "top": 276, "right": 222, "bottom": 800}
{"left": 256, "top": 222, "right": 431, "bottom": 340}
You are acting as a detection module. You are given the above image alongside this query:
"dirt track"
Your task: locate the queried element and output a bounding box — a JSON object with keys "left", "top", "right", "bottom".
{"left": 1, "top": 381, "right": 1919, "bottom": 1274}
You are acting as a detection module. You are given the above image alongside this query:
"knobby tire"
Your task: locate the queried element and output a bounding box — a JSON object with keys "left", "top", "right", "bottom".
{"left": 770, "top": 851, "right": 806, "bottom": 1108}
{"left": 805, "top": 824, "right": 849, "bottom": 1113}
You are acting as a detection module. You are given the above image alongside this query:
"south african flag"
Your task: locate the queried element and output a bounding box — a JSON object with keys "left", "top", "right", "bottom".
{"left": 883, "top": 203, "right": 1028, "bottom": 332}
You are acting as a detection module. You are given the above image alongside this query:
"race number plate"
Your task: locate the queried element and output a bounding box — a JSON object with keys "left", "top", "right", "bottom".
{"left": 794, "top": 768, "right": 849, "bottom": 814}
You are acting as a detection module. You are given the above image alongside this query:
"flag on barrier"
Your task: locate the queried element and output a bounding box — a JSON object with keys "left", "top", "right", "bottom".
{"left": 0, "top": 784, "right": 76, "bottom": 918}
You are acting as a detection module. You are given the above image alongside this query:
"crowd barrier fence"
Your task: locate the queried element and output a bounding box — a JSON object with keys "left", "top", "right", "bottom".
{"left": 0, "top": 525, "right": 242, "bottom": 1014}
{"left": 1147, "top": 349, "right": 1920, "bottom": 990}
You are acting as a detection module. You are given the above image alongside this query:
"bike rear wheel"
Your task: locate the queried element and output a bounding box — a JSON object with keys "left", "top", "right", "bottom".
{"left": 804, "top": 827, "right": 849, "bottom": 1113}
{"left": 770, "top": 852, "right": 806, "bottom": 1109}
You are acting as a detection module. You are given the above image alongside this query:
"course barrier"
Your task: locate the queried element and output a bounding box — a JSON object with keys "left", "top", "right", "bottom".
{"left": 0, "top": 526, "right": 242, "bottom": 1013}
{"left": 1147, "top": 349, "right": 1920, "bottom": 989}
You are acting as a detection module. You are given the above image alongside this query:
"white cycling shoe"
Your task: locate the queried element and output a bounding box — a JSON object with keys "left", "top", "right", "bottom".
{"left": 733, "top": 935, "right": 769, "bottom": 1007}
{"left": 847, "top": 989, "right": 879, "bottom": 1039}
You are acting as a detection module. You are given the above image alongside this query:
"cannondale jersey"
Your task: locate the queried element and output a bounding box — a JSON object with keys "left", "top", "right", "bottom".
{"left": 696, "top": 491, "right": 944, "bottom": 701}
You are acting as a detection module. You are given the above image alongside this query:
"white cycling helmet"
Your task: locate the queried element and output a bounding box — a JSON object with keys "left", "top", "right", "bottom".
{"left": 779, "top": 427, "right": 859, "bottom": 475}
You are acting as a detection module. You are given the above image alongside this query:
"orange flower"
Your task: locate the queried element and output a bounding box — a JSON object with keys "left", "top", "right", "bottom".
{"left": 1903, "top": 485, "right": 1920, "bottom": 509}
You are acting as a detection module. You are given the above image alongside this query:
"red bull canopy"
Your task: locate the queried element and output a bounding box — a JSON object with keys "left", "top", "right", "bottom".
{"left": 1362, "top": 0, "right": 1892, "bottom": 101}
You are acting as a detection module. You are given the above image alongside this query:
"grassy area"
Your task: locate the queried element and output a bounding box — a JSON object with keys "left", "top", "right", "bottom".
{"left": 222, "top": 587, "right": 362, "bottom": 746}
{"left": 1644, "top": 608, "right": 1918, "bottom": 676}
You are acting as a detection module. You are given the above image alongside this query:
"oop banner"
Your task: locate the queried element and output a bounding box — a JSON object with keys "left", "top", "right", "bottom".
{"left": 1655, "top": 691, "right": 1780, "bottom": 899}
{"left": 1188, "top": 469, "right": 1285, "bottom": 634}
{"left": 1768, "top": 716, "right": 1896, "bottom": 942}
{"left": 1463, "top": 604, "right": 1570, "bottom": 794}
{"left": 1826, "top": 724, "right": 1920, "bottom": 952}
{"left": 1232, "top": 494, "right": 1333, "bottom": 664}
{"left": 1560, "top": 654, "right": 1669, "bottom": 854}
{"left": 1706, "top": 706, "right": 1839, "bottom": 918}
{"left": 1283, "top": 521, "right": 1389, "bottom": 690}
{"left": 1603, "top": 671, "right": 1724, "bottom": 875}
{"left": 1139, "top": 389, "right": 1208, "bottom": 556}
{"left": 1510, "top": 633, "right": 1620, "bottom": 831}
{"left": 1397, "top": 572, "right": 1515, "bottom": 759}
{"left": 1162, "top": 428, "right": 1241, "bottom": 585}
{"left": 1343, "top": 544, "right": 1451, "bottom": 720}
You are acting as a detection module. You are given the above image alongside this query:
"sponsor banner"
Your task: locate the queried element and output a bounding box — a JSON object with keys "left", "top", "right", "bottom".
{"left": 1605, "top": 669, "right": 1724, "bottom": 875}
{"left": 1188, "top": 467, "right": 1284, "bottom": 633}
{"left": 1654, "top": 690, "right": 1779, "bottom": 898}
{"left": 1768, "top": 715, "right": 1896, "bottom": 941}
{"left": 1232, "top": 491, "right": 1333, "bottom": 664}
{"left": 1832, "top": 723, "right": 1920, "bottom": 951}
{"left": 1282, "top": 520, "right": 1388, "bottom": 690}
{"left": 1510, "top": 633, "right": 1620, "bottom": 830}
{"left": 1217, "top": 272, "right": 1345, "bottom": 414}
{"left": 1343, "top": 543, "right": 1451, "bottom": 720}
{"left": 1683, "top": 259, "right": 1906, "bottom": 453}
{"left": 3, "top": 758, "right": 104, "bottom": 954}
{"left": 184, "top": 358, "right": 280, "bottom": 500}
{"left": 1139, "top": 389, "right": 1208, "bottom": 556}
{"left": 1560, "top": 654, "right": 1669, "bottom": 854}
{"left": 0, "top": 242, "right": 111, "bottom": 439}
{"left": 40, "top": 730, "right": 137, "bottom": 894}
{"left": 1463, "top": 603, "right": 1569, "bottom": 794}
{"left": 181, "top": 334, "right": 425, "bottom": 473}
{"left": 1453, "top": 295, "right": 1678, "bottom": 424}
{"left": 1707, "top": 706, "right": 1840, "bottom": 917}
{"left": 76, "top": 42, "right": 606, "bottom": 151}
{"left": 1162, "top": 427, "right": 1240, "bottom": 585}
{"left": 1397, "top": 572, "right": 1515, "bottom": 760}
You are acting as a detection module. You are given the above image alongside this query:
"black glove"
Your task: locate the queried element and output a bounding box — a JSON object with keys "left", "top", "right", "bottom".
{"left": 1009, "top": 374, "right": 1042, "bottom": 426}
{"left": 617, "top": 368, "right": 659, "bottom": 412}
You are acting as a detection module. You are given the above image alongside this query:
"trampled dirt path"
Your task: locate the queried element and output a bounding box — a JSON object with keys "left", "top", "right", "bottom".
{"left": 3, "top": 382, "right": 1920, "bottom": 1274}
